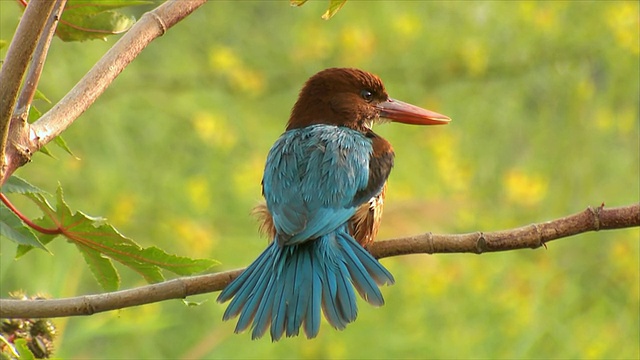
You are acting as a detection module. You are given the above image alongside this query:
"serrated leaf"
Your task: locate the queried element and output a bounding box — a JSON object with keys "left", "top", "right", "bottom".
{"left": 24, "top": 185, "right": 217, "bottom": 291}
{"left": 322, "top": 0, "right": 347, "bottom": 20}
{"left": 76, "top": 242, "right": 120, "bottom": 291}
{"left": 53, "top": 135, "right": 79, "bottom": 159}
{"left": 139, "top": 246, "right": 219, "bottom": 275}
{"left": 16, "top": 223, "right": 57, "bottom": 258}
{"left": 56, "top": 0, "right": 150, "bottom": 42}
{"left": 0, "top": 202, "right": 49, "bottom": 252}
{"left": 1, "top": 175, "right": 49, "bottom": 196}
{"left": 15, "top": 193, "right": 62, "bottom": 258}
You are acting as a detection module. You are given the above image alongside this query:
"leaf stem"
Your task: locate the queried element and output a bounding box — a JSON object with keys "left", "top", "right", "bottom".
{"left": 0, "top": 193, "right": 62, "bottom": 235}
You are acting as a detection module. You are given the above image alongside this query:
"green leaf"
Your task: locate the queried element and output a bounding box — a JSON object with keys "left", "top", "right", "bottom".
{"left": 290, "top": 0, "right": 347, "bottom": 19}
{"left": 37, "top": 145, "right": 56, "bottom": 159}
{"left": 0, "top": 202, "right": 49, "bottom": 253}
{"left": 14, "top": 193, "right": 60, "bottom": 258}
{"left": 27, "top": 102, "right": 42, "bottom": 122}
{"left": 24, "top": 185, "right": 217, "bottom": 291}
{"left": 0, "top": 39, "right": 7, "bottom": 50}
{"left": 13, "top": 339, "right": 36, "bottom": 360}
{"left": 322, "top": 0, "right": 347, "bottom": 20}
{"left": 76, "top": 242, "right": 121, "bottom": 291}
{"left": 16, "top": 226, "right": 57, "bottom": 259}
{"left": 56, "top": 0, "right": 150, "bottom": 42}
{"left": 138, "top": 246, "right": 219, "bottom": 276}
{"left": 1, "top": 175, "right": 49, "bottom": 196}
{"left": 53, "top": 135, "right": 80, "bottom": 159}
{"left": 34, "top": 89, "right": 51, "bottom": 104}
{"left": 182, "top": 299, "right": 207, "bottom": 307}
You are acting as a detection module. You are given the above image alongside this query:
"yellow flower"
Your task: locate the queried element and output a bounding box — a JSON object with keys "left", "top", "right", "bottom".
{"left": 504, "top": 169, "right": 548, "bottom": 206}
{"left": 209, "top": 46, "right": 240, "bottom": 72}
{"left": 191, "top": 111, "right": 237, "bottom": 151}
{"left": 518, "top": 2, "right": 559, "bottom": 33}
{"left": 459, "top": 39, "right": 488, "bottom": 77}
{"left": 340, "top": 24, "right": 374, "bottom": 65}
{"left": 429, "top": 131, "right": 470, "bottom": 194}
{"left": 186, "top": 176, "right": 210, "bottom": 212}
{"left": 209, "top": 46, "right": 265, "bottom": 96}
{"left": 171, "top": 217, "right": 217, "bottom": 254}
{"left": 232, "top": 154, "right": 264, "bottom": 199}
{"left": 392, "top": 12, "right": 420, "bottom": 39}
{"left": 606, "top": 2, "right": 640, "bottom": 55}
{"left": 109, "top": 193, "right": 138, "bottom": 226}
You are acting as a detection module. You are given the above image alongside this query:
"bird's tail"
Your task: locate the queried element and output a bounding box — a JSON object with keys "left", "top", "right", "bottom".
{"left": 217, "top": 224, "right": 395, "bottom": 341}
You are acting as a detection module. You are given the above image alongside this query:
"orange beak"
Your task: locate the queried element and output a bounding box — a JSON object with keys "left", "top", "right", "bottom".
{"left": 376, "top": 98, "right": 450, "bottom": 125}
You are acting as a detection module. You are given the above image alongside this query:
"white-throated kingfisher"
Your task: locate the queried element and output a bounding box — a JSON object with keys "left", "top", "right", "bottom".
{"left": 217, "top": 68, "right": 450, "bottom": 341}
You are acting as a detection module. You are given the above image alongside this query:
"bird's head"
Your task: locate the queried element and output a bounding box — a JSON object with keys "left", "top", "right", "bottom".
{"left": 287, "top": 68, "right": 450, "bottom": 131}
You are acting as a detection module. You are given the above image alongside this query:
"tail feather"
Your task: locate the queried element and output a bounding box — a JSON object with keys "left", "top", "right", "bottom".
{"left": 337, "top": 231, "right": 395, "bottom": 306}
{"left": 217, "top": 224, "right": 393, "bottom": 340}
{"left": 250, "top": 276, "right": 277, "bottom": 339}
{"left": 348, "top": 238, "right": 395, "bottom": 287}
{"left": 303, "top": 265, "right": 322, "bottom": 338}
{"left": 235, "top": 269, "right": 272, "bottom": 333}
{"left": 282, "top": 251, "right": 302, "bottom": 338}
{"left": 219, "top": 246, "right": 274, "bottom": 319}
{"left": 270, "top": 276, "right": 288, "bottom": 340}
{"left": 320, "top": 264, "right": 349, "bottom": 329}
{"left": 285, "top": 250, "right": 312, "bottom": 338}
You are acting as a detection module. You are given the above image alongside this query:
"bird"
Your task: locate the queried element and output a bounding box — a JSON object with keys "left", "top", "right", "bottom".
{"left": 217, "top": 68, "right": 450, "bottom": 341}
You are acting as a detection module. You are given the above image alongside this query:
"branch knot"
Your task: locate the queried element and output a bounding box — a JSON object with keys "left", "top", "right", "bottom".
{"left": 147, "top": 11, "right": 168, "bottom": 35}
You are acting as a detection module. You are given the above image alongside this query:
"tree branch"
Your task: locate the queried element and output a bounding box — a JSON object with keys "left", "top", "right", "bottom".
{"left": 1, "top": 203, "right": 637, "bottom": 319}
{"left": 30, "top": 0, "right": 206, "bottom": 146}
{"left": 0, "top": 0, "right": 207, "bottom": 186}
{"left": 0, "top": 0, "right": 57, "bottom": 183}
{"left": 15, "top": 0, "right": 67, "bottom": 114}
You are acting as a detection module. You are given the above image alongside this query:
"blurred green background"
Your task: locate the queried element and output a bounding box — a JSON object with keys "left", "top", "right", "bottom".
{"left": 1, "top": 1, "right": 638, "bottom": 358}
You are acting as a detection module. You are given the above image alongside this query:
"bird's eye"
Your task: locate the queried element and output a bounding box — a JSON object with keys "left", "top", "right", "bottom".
{"left": 360, "top": 90, "right": 374, "bottom": 102}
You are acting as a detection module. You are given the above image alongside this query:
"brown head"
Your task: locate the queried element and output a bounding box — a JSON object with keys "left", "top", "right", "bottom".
{"left": 286, "top": 68, "right": 450, "bottom": 131}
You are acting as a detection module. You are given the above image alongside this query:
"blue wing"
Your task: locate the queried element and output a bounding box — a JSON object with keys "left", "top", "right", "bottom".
{"left": 262, "top": 124, "right": 373, "bottom": 245}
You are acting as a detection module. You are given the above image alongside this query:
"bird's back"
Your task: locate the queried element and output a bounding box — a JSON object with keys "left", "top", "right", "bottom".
{"left": 262, "top": 124, "right": 380, "bottom": 246}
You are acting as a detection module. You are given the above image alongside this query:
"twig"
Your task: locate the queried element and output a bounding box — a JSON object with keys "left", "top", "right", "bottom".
{"left": 1, "top": 203, "right": 637, "bottom": 319}
{"left": 0, "top": 0, "right": 208, "bottom": 187}
{"left": 0, "top": 0, "right": 58, "bottom": 183}
{"left": 30, "top": 0, "right": 207, "bottom": 147}
{"left": 15, "top": 0, "right": 67, "bottom": 114}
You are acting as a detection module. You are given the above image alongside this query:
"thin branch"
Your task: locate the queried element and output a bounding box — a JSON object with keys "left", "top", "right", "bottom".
{"left": 15, "top": 0, "right": 67, "bottom": 113}
{"left": 0, "top": 0, "right": 57, "bottom": 182}
{"left": 0, "top": 0, "right": 208, "bottom": 186}
{"left": 370, "top": 202, "right": 640, "bottom": 258}
{"left": 30, "top": 0, "right": 207, "bottom": 146}
{"left": 1, "top": 203, "right": 637, "bottom": 319}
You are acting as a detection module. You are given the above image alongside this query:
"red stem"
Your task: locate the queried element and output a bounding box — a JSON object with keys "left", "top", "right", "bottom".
{"left": 0, "top": 193, "right": 62, "bottom": 235}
